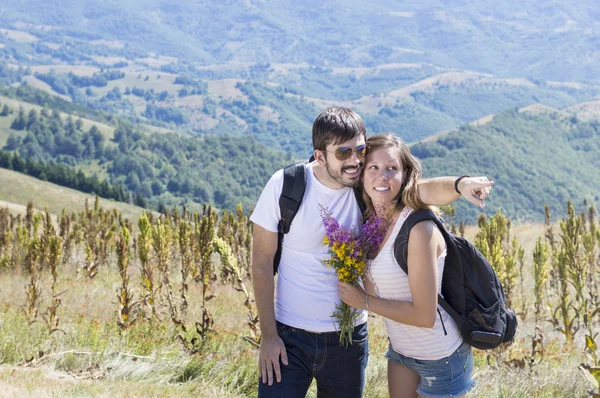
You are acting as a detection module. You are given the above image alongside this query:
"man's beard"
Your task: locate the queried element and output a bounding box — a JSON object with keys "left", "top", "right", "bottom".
{"left": 325, "top": 162, "right": 363, "bottom": 188}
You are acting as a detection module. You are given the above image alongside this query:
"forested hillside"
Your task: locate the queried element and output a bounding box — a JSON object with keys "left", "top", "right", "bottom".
{"left": 2, "top": 84, "right": 599, "bottom": 220}
{"left": 415, "top": 109, "right": 600, "bottom": 221}
{"left": 0, "top": 90, "right": 290, "bottom": 211}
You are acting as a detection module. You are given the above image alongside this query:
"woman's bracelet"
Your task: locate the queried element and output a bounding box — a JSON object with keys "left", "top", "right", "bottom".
{"left": 454, "top": 175, "right": 471, "bottom": 195}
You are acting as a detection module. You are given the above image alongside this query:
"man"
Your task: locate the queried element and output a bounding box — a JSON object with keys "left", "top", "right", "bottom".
{"left": 250, "top": 107, "right": 492, "bottom": 397}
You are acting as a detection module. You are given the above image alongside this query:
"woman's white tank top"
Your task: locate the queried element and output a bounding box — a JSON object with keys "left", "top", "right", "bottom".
{"left": 366, "top": 207, "right": 462, "bottom": 360}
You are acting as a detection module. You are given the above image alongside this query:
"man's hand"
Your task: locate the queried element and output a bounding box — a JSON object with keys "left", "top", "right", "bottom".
{"left": 458, "top": 177, "right": 494, "bottom": 209}
{"left": 259, "top": 333, "right": 288, "bottom": 386}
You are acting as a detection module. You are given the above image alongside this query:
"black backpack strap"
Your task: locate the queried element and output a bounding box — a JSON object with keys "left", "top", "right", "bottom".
{"left": 273, "top": 162, "right": 307, "bottom": 274}
{"left": 353, "top": 186, "right": 366, "bottom": 215}
{"left": 393, "top": 209, "right": 461, "bottom": 324}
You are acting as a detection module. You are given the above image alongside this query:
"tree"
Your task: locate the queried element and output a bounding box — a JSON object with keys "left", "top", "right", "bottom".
{"left": 5, "top": 133, "right": 22, "bottom": 150}
{"left": 10, "top": 106, "right": 27, "bottom": 130}
{"left": 26, "top": 109, "right": 38, "bottom": 130}
{"left": 11, "top": 152, "right": 25, "bottom": 172}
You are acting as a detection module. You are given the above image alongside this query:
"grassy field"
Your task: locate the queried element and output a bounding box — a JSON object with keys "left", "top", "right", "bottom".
{"left": 0, "top": 168, "right": 147, "bottom": 220}
{"left": 0, "top": 258, "right": 590, "bottom": 398}
{"left": 0, "top": 200, "right": 593, "bottom": 397}
{"left": 21, "top": 75, "right": 72, "bottom": 102}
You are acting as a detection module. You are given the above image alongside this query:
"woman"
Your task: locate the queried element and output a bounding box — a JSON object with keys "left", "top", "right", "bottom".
{"left": 338, "top": 133, "right": 475, "bottom": 398}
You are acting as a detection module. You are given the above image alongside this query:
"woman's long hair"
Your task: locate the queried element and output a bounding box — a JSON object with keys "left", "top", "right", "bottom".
{"left": 361, "top": 133, "right": 431, "bottom": 219}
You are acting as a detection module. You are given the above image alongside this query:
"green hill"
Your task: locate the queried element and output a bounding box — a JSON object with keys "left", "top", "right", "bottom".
{"left": 0, "top": 167, "right": 147, "bottom": 220}
{"left": 0, "top": 89, "right": 291, "bottom": 211}
{"left": 412, "top": 109, "right": 600, "bottom": 222}
{"left": 1, "top": 2, "right": 600, "bottom": 220}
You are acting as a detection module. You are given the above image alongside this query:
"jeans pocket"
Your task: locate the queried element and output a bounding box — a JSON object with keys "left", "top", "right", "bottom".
{"left": 351, "top": 322, "right": 368, "bottom": 344}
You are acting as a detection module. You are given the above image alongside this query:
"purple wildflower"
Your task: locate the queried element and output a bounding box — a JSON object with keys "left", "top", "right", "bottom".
{"left": 320, "top": 205, "right": 355, "bottom": 245}
{"left": 360, "top": 215, "right": 389, "bottom": 256}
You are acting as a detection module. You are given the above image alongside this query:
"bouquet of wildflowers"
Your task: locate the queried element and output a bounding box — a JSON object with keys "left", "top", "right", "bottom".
{"left": 320, "top": 206, "right": 388, "bottom": 346}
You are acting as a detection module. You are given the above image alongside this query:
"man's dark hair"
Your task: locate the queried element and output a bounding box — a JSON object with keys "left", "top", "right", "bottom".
{"left": 312, "top": 107, "right": 366, "bottom": 151}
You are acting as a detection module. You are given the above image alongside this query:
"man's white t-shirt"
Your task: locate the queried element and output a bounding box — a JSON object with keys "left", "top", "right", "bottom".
{"left": 250, "top": 162, "right": 368, "bottom": 332}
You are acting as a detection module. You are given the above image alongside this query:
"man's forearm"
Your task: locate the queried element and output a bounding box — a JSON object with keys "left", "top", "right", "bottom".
{"left": 252, "top": 261, "right": 277, "bottom": 337}
{"left": 417, "top": 176, "right": 460, "bottom": 206}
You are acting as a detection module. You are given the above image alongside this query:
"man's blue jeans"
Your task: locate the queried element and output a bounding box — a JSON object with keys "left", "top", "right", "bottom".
{"left": 258, "top": 320, "right": 369, "bottom": 398}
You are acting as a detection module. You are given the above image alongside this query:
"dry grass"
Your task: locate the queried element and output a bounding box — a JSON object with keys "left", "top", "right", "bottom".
{"left": 90, "top": 56, "right": 129, "bottom": 66}
{"left": 0, "top": 168, "right": 147, "bottom": 221}
{"left": 0, "top": 28, "right": 39, "bottom": 43}
{"left": 388, "top": 72, "right": 534, "bottom": 98}
{"left": 469, "top": 114, "right": 496, "bottom": 127}
{"left": 566, "top": 99, "right": 600, "bottom": 121}
{"left": 518, "top": 104, "right": 568, "bottom": 117}
{"left": 0, "top": 269, "right": 590, "bottom": 397}
{"left": 0, "top": 365, "right": 246, "bottom": 398}
{"left": 41, "top": 42, "right": 62, "bottom": 50}
{"left": 28, "top": 65, "right": 100, "bottom": 77}
{"left": 331, "top": 63, "right": 422, "bottom": 78}
{"left": 12, "top": 22, "right": 59, "bottom": 32}
{"left": 207, "top": 79, "right": 248, "bottom": 101}
{"left": 0, "top": 219, "right": 593, "bottom": 397}
{"left": 293, "top": 71, "right": 545, "bottom": 115}
{"left": 91, "top": 71, "right": 181, "bottom": 99}
{"left": 137, "top": 56, "right": 179, "bottom": 68}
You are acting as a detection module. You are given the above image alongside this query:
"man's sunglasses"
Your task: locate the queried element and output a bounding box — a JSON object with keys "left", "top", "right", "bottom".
{"left": 327, "top": 144, "right": 368, "bottom": 161}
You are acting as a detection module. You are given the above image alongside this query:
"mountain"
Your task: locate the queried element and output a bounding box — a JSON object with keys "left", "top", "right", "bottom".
{"left": 1, "top": 0, "right": 598, "bottom": 81}
{"left": 0, "top": 2, "right": 599, "bottom": 220}
{"left": 1, "top": 1, "right": 600, "bottom": 156}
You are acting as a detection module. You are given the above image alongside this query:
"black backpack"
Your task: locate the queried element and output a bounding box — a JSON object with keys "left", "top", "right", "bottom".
{"left": 273, "top": 161, "right": 365, "bottom": 275}
{"left": 393, "top": 209, "right": 518, "bottom": 350}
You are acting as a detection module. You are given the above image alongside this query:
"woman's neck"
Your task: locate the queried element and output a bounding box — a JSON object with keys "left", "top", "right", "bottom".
{"left": 373, "top": 203, "right": 403, "bottom": 221}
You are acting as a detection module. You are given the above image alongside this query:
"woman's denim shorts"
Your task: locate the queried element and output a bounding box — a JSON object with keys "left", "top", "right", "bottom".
{"left": 385, "top": 341, "right": 475, "bottom": 397}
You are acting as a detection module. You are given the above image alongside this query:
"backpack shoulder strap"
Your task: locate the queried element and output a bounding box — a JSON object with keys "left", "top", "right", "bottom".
{"left": 353, "top": 187, "right": 366, "bottom": 215}
{"left": 392, "top": 209, "right": 460, "bottom": 320}
{"left": 273, "top": 161, "right": 307, "bottom": 274}
{"left": 393, "top": 209, "right": 444, "bottom": 274}
{"left": 278, "top": 162, "right": 307, "bottom": 234}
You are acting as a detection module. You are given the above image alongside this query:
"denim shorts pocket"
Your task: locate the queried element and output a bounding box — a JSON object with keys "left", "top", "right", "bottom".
{"left": 412, "top": 356, "right": 449, "bottom": 367}
{"left": 275, "top": 321, "right": 294, "bottom": 337}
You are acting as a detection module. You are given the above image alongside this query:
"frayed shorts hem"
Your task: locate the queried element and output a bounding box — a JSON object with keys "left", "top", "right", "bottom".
{"left": 385, "top": 341, "right": 475, "bottom": 397}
